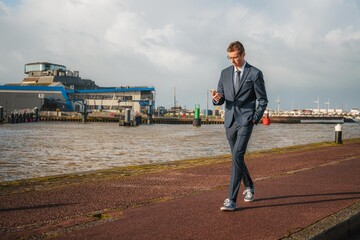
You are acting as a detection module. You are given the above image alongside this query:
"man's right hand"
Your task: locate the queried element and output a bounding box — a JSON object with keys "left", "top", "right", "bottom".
{"left": 210, "top": 89, "right": 222, "bottom": 102}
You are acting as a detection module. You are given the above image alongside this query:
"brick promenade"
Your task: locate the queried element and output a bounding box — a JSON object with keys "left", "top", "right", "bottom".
{"left": 1, "top": 139, "right": 359, "bottom": 239}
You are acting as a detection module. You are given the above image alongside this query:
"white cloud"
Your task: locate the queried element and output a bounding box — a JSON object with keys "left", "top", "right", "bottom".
{"left": 104, "top": 10, "right": 146, "bottom": 50}
{"left": 137, "top": 24, "right": 196, "bottom": 70}
{"left": 0, "top": 0, "right": 359, "bottom": 110}
{"left": 324, "top": 26, "right": 360, "bottom": 45}
{"left": 0, "top": 1, "right": 10, "bottom": 15}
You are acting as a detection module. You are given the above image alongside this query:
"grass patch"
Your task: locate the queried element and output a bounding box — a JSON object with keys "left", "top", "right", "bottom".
{"left": 92, "top": 212, "right": 111, "bottom": 220}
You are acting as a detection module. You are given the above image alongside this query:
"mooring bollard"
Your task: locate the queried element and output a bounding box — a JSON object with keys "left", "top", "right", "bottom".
{"left": 0, "top": 106, "right": 3, "bottom": 124}
{"left": 335, "top": 124, "right": 342, "bottom": 144}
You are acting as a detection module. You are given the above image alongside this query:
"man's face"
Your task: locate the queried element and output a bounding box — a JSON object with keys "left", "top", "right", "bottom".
{"left": 228, "top": 51, "right": 245, "bottom": 68}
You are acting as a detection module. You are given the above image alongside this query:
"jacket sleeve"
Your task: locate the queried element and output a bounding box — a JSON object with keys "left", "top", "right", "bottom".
{"left": 213, "top": 70, "right": 225, "bottom": 106}
{"left": 253, "top": 71, "right": 268, "bottom": 123}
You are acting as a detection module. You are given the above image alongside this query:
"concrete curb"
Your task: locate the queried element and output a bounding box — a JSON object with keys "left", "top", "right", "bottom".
{"left": 283, "top": 201, "right": 360, "bottom": 240}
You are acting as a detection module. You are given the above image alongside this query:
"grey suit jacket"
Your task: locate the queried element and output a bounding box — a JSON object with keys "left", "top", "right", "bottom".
{"left": 214, "top": 62, "right": 268, "bottom": 128}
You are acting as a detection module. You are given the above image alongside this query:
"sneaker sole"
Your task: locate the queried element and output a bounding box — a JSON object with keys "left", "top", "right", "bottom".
{"left": 244, "top": 199, "right": 254, "bottom": 202}
{"left": 220, "top": 206, "right": 236, "bottom": 211}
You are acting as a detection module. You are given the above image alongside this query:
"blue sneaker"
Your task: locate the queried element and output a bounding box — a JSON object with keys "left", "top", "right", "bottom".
{"left": 220, "top": 198, "right": 236, "bottom": 211}
{"left": 243, "top": 187, "right": 255, "bottom": 202}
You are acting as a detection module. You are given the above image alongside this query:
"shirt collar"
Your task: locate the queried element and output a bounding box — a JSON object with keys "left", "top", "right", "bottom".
{"left": 234, "top": 61, "right": 246, "bottom": 73}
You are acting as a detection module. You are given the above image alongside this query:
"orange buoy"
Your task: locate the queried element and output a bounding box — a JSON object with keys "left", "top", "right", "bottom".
{"left": 262, "top": 117, "right": 270, "bottom": 125}
{"left": 262, "top": 110, "right": 270, "bottom": 125}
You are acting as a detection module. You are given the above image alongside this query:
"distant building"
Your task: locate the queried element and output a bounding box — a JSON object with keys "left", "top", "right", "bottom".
{"left": 201, "top": 109, "right": 213, "bottom": 116}
{"left": 213, "top": 106, "right": 224, "bottom": 118}
{"left": 302, "top": 109, "right": 313, "bottom": 115}
{"left": 311, "top": 108, "right": 343, "bottom": 115}
{"left": 156, "top": 106, "right": 167, "bottom": 116}
{"left": 167, "top": 106, "right": 183, "bottom": 116}
{"left": 0, "top": 62, "right": 155, "bottom": 115}
{"left": 22, "top": 62, "right": 97, "bottom": 89}
{"left": 350, "top": 108, "right": 360, "bottom": 116}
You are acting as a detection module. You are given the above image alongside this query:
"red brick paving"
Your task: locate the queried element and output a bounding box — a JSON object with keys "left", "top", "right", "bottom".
{"left": 1, "top": 140, "right": 359, "bottom": 239}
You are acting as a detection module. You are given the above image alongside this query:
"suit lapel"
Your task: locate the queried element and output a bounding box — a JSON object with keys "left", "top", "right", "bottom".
{"left": 224, "top": 66, "right": 235, "bottom": 99}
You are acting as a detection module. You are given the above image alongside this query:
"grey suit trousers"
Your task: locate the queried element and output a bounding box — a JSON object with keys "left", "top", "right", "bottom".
{"left": 225, "top": 120, "right": 254, "bottom": 202}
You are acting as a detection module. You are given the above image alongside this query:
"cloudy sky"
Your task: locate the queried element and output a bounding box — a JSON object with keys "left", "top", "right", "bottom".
{"left": 0, "top": 0, "right": 359, "bottom": 111}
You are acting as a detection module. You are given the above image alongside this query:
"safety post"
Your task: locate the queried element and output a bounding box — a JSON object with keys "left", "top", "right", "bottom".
{"left": 335, "top": 124, "right": 342, "bottom": 144}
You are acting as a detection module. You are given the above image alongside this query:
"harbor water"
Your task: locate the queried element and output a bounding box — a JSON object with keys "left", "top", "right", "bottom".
{"left": 1, "top": 122, "right": 360, "bottom": 182}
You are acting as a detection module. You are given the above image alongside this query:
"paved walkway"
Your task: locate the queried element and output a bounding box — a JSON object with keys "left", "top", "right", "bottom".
{"left": 1, "top": 139, "right": 360, "bottom": 240}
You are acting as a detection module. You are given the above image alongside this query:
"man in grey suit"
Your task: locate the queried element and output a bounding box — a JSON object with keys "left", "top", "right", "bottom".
{"left": 212, "top": 41, "right": 268, "bottom": 211}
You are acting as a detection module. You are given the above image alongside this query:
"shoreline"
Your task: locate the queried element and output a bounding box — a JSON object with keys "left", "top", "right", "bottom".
{"left": 1, "top": 138, "right": 359, "bottom": 193}
{"left": 3, "top": 113, "right": 358, "bottom": 124}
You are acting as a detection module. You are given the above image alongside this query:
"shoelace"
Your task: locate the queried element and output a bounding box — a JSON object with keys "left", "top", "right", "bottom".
{"left": 243, "top": 189, "right": 253, "bottom": 195}
{"left": 223, "top": 198, "right": 235, "bottom": 206}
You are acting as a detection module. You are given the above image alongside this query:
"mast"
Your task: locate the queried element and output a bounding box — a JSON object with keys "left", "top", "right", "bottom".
{"left": 275, "top": 96, "right": 280, "bottom": 113}
{"left": 314, "top": 97, "right": 320, "bottom": 114}
{"left": 173, "top": 86, "right": 176, "bottom": 108}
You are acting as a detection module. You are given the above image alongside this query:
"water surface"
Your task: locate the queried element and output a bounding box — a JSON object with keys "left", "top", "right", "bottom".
{"left": 1, "top": 122, "right": 359, "bottom": 182}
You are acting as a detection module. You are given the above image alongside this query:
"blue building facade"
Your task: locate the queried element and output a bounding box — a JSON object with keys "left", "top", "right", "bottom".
{"left": 0, "top": 62, "right": 155, "bottom": 115}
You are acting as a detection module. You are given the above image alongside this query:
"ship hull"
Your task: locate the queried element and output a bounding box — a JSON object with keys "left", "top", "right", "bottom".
{"left": 264, "top": 116, "right": 345, "bottom": 124}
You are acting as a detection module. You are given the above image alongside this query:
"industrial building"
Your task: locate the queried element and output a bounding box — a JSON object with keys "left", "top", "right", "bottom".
{"left": 0, "top": 62, "right": 155, "bottom": 116}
